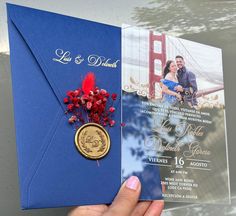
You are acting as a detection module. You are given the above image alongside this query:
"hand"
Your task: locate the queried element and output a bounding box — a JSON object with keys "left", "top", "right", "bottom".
{"left": 174, "top": 85, "right": 183, "bottom": 92}
{"left": 68, "top": 176, "right": 164, "bottom": 216}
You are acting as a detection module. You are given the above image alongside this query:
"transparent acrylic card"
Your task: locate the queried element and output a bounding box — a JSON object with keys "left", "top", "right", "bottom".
{"left": 121, "top": 24, "right": 230, "bottom": 204}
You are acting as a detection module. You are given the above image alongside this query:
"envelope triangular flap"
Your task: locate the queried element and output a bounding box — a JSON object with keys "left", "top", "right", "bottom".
{"left": 7, "top": 4, "right": 121, "bottom": 105}
{"left": 7, "top": 4, "right": 121, "bottom": 209}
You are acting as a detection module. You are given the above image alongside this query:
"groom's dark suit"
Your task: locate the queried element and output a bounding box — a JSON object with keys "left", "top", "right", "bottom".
{"left": 177, "top": 66, "right": 198, "bottom": 105}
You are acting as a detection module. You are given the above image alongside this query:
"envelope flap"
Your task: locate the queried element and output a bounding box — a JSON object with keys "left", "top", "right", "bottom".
{"left": 7, "top": 4, "right": 121, "bottom": 109}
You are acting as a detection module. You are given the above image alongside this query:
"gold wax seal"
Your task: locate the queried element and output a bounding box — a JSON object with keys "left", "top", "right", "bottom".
{"left": 74, "top": 123, "right": 110, "bottom": 159}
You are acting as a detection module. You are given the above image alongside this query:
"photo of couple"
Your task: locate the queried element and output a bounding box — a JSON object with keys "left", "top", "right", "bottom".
{"left": 160, "top": 55, "right": 198, "bottom": 107}
{"left": 122, "top": 25, "right": 224, "bottom": 110}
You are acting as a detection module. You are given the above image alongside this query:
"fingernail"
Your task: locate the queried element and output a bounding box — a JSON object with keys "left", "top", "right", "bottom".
{"left": 125, "top": 176, "right": 140, "bottom": 191}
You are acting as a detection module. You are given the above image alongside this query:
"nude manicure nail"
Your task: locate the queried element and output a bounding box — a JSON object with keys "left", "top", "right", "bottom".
{"left": 125, "top": 176, "right": 140, "bottom": 190}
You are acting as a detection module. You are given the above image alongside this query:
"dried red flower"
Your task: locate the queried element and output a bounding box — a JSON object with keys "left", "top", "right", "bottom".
{"left": 67, "top": 91, "right": 74, "bottom": 97}
{"left": 96, "top": 100, "right": 102, "bottom": 105}
{"left": 121, "top": 122, "right": 126, "bottom": 127}
{"left": 86, "top": 101, "right": 92, "bottom": 110}
{"left": 72, "top": 97, "right": 79, "bottom": 104}
{"left": 109, "top": 120, "right": 115, "bottom": 127}
{"left": 67, "top": 104, "right": 74, "bottom": 111}
{"left": 109, "top": 107, "right": 115, "bottom": 113}
{"left": 100, "top": 89, "right": 107, "bottom": 95}
{"left": 63, "top": 98, "right": 69, "bottom": 104}
{"left": 81, "top": 94, "right": 89, "bottom": 101}
{"left": 68, "top": 115, "right": 77, "bottom": 124}
{"left": 103, "top": 117, "right": 109, "bottom": 122}
{"left": 74, "top": 89, "right": 80, "bottom": 96}
{"left": 64, "top": 72, "right": 118, "bottom": 128}
{"left": 82, "top": 72, "right": 95, "bottom": 94}
{"left": 111, "top": 93, "right": 117, "bottom": 100}
{"left": 90, "top": 113, "right": 100, "bottom": 123}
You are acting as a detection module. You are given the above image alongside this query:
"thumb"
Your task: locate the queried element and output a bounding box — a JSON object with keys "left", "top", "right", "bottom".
{"left": 104, "top": 176, "right": 141, "bottom": 216}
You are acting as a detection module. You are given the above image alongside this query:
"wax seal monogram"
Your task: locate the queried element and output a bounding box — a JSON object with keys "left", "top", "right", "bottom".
{"left": 63, "top": 72, "right": 117, "bottom": 160}
{"left": 75, "top": 123, "right": 110, "bottom": 159}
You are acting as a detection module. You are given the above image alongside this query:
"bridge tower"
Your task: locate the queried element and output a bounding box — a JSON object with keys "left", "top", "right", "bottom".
{"left": 149, "top": 32, "right": 166, "bottom": 99}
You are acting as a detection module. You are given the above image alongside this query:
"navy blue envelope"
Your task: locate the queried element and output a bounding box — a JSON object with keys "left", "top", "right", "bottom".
{"left": 7, "top": 4, "right": 121, "bottom": 209}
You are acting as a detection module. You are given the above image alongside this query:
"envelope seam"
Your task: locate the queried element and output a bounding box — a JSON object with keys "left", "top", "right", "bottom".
{"left": 8, "top": 11, "right": 66, "bottom": 114}
{"left": 26, "top": 109, "right": 64, "bottom": 208}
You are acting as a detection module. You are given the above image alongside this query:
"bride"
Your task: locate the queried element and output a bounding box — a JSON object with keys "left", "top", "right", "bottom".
{"left": 160, "top": 60, "right": 182, "bottom": 104}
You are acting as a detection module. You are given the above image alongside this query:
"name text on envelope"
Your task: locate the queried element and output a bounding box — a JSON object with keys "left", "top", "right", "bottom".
{"left": 53, "top": 49, "right": 120, "bottom": 68}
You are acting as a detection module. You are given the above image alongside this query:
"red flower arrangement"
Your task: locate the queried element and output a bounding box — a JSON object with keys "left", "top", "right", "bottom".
{"left": 63, "top": 72, "right": 118, "bottom": 127}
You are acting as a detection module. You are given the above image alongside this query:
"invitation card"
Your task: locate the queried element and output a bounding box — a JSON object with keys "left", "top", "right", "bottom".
{"left": 122, "top": 24, "right": 230, "bottom": 204}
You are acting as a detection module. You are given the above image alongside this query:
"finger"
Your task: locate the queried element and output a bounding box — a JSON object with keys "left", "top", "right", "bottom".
{"left": 131, "top": 201, "right": 151, "bottom": 216}
{"left": 104, "top": 176, "right": 141, "bottom": 216}
{"left": 68, "top": 204, "right": 108, "bottom": 216}
{"left": 144, "top": 200, "right": 164, "bottom": 216}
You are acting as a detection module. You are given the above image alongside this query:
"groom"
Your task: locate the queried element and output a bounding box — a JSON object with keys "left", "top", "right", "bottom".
{"left": 175, "top": 55, "right": 198, "bottom": 106}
